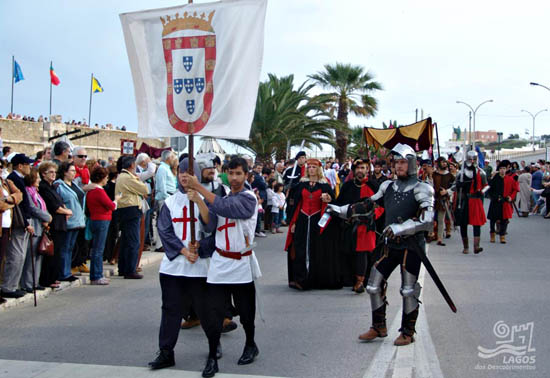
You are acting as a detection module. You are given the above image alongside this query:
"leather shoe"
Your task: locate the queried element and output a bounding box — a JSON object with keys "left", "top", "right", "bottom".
{"left": 60, "top": 275, "right": 79, "bottom": 282}
{"left": 221, "top": 318, "right": 237, "bottom": 333}
{"left": 216, "top": 343, "right": 223, "bottom": 359}
{"left": 237, "top": 344, "right": 259, "bottom": 365}
{"left": 124, "top": 273, "right": 143, "bottom": 279}
{"left": 181, "top": 318, "right": 200, "bottom": 329}
{"left": 202, "top": 357, "right": 218, "bottom": 378}
{"left": 148, "top": 349, "right": 175, "bottom": 370}
{"left": 1, "top": 289, "right": 26, "bottom": 298}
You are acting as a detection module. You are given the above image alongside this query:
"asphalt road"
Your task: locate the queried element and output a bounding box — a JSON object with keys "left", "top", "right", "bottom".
{"left": 0, "top": 211, "right": 548, "bottom": 378}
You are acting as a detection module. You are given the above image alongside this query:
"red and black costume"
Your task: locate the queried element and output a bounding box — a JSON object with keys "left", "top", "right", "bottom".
{"left": 335, "top": 176, "right": 384, "bottom": 290}
{"left": 285, "top": 178, "right": 334, "bottom": 289}
{"left": 488, "top": 167, "right": 519, "bottom": 242}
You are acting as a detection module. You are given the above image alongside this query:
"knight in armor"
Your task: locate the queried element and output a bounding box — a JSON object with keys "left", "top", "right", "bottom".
{"left": 453, "top": 150, "right": 488, "bottom": 254}
{"left": 357, "top": 143, "right": 435, "bottom": 346}
{"left": 487, "top": 160, "right": 519, "bottom": 244}
{"left": 334, "top": 157, "right": 384, "bottom": 293}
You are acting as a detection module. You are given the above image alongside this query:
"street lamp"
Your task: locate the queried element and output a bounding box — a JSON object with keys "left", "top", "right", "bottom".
{"left": 530, "top": 82, "right": 550, "bottom": 92}
{"left": 496, "top": 132, "right": 503, "bottom": 161}
{"left": 456, "top": 99, "right": 494, "bottom": 149}
{"left": 521, "top": 109, "right": 548, "bottom": 151}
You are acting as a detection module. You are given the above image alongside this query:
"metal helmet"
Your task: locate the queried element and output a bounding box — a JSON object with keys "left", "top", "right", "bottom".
{"left": 391, "top": 143, "right": 417, "bottom": 176}
{"left": 465, "top": 150, "right": 477, "bottom": 168}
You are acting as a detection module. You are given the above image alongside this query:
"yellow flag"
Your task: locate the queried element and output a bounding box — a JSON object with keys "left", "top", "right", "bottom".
{"left": 92, "top": 77, "right": 103, "bottom": 93}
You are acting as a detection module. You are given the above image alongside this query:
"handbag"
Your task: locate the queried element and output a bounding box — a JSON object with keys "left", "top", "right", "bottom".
{"left": 38, "top": 228, "right": 54, "bottom": 256}
{"left": 12, "top": 203, "right": 26, "bottom": 229}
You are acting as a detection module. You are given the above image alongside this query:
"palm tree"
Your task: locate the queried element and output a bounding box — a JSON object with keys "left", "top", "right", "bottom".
{"left": 226, "top": 74, "right": 341, "bottom": 163}
{"left": 309, "top": 63, "right": 382, "bottom": 162}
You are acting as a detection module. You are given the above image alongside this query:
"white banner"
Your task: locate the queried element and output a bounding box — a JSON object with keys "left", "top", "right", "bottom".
{"left": 120, "top": 0, "right": 267, "bottom": 140}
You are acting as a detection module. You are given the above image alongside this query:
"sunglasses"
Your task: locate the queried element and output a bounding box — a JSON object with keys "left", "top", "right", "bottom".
{"left": 76, "top": 155, "right": 87, "bottom": 158}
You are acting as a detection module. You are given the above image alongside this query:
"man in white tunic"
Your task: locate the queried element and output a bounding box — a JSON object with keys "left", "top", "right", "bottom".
{"left": 185, "top": 157, "right": 261, "bottom": 377}
{"left": 148, "top": 158, "right": 218, "bottom": 376}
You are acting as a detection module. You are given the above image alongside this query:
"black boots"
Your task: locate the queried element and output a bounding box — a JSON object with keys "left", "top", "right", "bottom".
{"left": 202, "top": 357, "right": 219, "bottom": 378}
{"left": 148, "top": 349, "right": 175, "bottom": 370}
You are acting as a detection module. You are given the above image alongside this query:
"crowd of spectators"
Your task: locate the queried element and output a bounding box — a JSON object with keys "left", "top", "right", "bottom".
{"left": 0, "top": 113, "right": 129, "bottom": 131}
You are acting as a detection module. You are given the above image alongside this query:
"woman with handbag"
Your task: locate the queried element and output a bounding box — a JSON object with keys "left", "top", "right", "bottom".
{"left": 0, "top": 160, "right": 23, "bottom": 302}
{"left": 54, "top": 162, "right": 86, "bottom": 282}
{"left": 20, "top": 168, "right": 52, "bottom": 293}
{"left": 86, "top": 167, "right": 119, "bottom": 285}
{"left": 38, "top": 162, "right": 73, "bottom": 288}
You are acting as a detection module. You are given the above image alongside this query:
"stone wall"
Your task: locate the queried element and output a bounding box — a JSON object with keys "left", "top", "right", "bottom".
{"left": 0, "top": 119, "right": 167, "bottom": 160}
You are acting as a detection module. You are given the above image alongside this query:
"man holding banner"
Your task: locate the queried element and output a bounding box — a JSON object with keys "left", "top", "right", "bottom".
{"left": 120, "top": 0, "right": 267, "bottom": 376}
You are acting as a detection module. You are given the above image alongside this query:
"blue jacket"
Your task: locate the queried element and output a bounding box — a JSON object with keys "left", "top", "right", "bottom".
{"left": 54, "top": 179, "right": 85, "bottom": 229}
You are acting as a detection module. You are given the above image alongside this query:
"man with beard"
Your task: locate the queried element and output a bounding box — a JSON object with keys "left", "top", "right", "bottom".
{"left": 453, "top": 150, "right": 488, "bottom": 254}
{"left": 356, "top": 144, "right": 435, "bottom": 346}
{"left": 334, "top": 158, "right": 384, "bottom": 293}
{"left": 432, "top": 157, "right": 455, "bottom": 246}
{"left": 487, "top": 160, "right": 519, "bottom": 244}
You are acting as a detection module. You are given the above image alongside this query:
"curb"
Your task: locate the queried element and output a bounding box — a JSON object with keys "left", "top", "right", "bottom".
{"left": 0, "top": 251, "right": 163, "bottom": 312}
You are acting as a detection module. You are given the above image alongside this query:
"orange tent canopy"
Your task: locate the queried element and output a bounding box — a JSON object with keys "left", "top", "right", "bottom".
{"left": 363, "top": 118, "right": 433, "bottom": 152}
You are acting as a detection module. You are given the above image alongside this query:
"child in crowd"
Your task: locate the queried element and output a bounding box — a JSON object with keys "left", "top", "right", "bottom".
{"left": 271, "top": 183, "right": 285, "bottom": 233}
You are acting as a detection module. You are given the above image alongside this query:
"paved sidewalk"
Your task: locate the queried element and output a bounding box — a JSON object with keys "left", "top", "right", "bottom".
{"left": 0, "top": 359, "right": 285, "bottom": 378}
{"left": 0, "top": 251, "right": 164, "bottom": 312}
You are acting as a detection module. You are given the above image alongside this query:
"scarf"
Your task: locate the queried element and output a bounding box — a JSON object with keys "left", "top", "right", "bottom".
{"left": 26, "top": 186, "right": 47, "bottom": 212}
{"left": 75, "top": 166, "right": 90, "bottom": 185}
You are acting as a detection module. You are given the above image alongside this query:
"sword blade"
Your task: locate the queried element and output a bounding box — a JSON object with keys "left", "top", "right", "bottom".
{"left": 408, "top": 238, "right": 457, "bottom": 313}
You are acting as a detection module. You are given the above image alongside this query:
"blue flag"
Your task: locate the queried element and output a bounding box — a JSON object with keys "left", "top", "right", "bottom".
{"left": 13, "top": 60, "right": 24, "bottom": 83}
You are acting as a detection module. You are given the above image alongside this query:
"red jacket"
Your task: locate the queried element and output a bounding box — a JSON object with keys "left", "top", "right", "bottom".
{"left": 86, "top": 187, "right": 116, "bottom": 221}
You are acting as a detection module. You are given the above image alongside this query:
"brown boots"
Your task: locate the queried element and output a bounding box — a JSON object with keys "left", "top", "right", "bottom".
{"left": 500, "top": 235, "right": 506, "bottom": 244}
{"left": 394, "top": 308, "right": 418, "bottom": 346}
{"left": 473, "top": 237, "right": 483, "bottom": 254}
{"left": 359, "top": 306, "right": 387, "bottom": 341}
{"left": 462, "top": 237, "right": 469, "bottom": 254}
{"left": 490, "top": 232, "right": 496, "bottom": 243}
{"left": 353, "top": 275, "right": 365, "bottom": 294}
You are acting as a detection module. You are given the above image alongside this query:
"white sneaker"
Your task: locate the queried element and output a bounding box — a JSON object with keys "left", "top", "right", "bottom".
{"left": 91, "top": 278, "right": 110, "bottom": 285}
{"left": 255, "top": 232, "right": 267, "bottom": 238}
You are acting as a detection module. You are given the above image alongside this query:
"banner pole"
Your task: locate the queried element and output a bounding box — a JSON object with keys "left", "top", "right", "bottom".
{"left": 88, "top": 73, "right": 93, "bottom": 126}
{"left": 187, "top": 0, "right": 197, "bottom": 246}
{"left": 49, "top": 61, "right": 53, "bottom": 117}
{"left": 11, "top": 56, "right": 14, "bottom": 115}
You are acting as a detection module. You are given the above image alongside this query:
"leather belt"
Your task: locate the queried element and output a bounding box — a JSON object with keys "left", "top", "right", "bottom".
{"left": 215, "top": 248, "right": 252, "bottom": 260}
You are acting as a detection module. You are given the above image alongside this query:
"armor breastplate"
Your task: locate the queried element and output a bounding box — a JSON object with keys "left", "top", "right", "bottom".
{"left": 384, "top": 184, "right": 418, "bottom": 227}
{"left": 301, "top": 188, "right": 322, "bottom": 216}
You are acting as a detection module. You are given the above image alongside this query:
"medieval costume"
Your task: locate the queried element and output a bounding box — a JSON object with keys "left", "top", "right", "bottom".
{"left": 205, "top": 183, "right": 262, "bottom": 374}
{"left": 357, "top": 144, "right": 435, "bottom": 346}
{"left": 148, "top": 159, "right": 217, "bottom": 372}
{"left": 453, "top": 150, "right": 488, "bottom": 254}
{"left": 432, "top": 157, "right": 455, "bottom": 245}
{"left": 283, "top": 151, "right": 307, "bottom": 221}
{"left": 334, "top": 158, "right": 384, "bottom": 293}
{"left": 285, "top": 159, "right": 336, "bottom": 290}
{"left": 487, "top": 161, "right": 519, "bottom": 243}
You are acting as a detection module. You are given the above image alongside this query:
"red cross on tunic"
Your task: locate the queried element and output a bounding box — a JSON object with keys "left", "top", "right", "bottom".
{"left": 217, "top": 218, "right": 236, "bottom": 251}
{"left": 172, "top": 206, "right": 197, "bottom": 241}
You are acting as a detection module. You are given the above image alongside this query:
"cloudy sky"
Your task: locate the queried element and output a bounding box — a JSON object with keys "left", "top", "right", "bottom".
{"left": 2, "top": 0, "right": 550, "bottom": 154}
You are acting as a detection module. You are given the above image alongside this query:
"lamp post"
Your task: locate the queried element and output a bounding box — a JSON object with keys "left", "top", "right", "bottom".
{"left": 456, "top": 99, "right": 493, "bottom": 149}
{"left": 496, "top": 132, "right": 503, "bottom": 161}
{"left": 530, "top": 82, "right": 550, "bottom": 92}
{"left": 521, "top": 109, "right": 548, "bottom": 151}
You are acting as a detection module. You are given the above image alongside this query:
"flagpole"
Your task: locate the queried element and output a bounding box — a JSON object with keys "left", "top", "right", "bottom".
{"left": 49, "top": 61, "right": 53, "bottom": 117}
{"left": 186, "top": 0, "right": 197, "bottom": 246}
{"left": 10, "top": 56, "right": 15, "bottom": 115}
{"left": 88, "top": 73, "right": 93, "bottom": 126}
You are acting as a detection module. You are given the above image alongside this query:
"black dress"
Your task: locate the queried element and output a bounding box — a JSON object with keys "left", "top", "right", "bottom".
{"left": 286, "top": 179, "right": 340, "bottom": 289}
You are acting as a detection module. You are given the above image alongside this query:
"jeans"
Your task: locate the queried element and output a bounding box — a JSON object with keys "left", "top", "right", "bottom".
{"left": 118, "top": 206, "right": 141, "bottom": 275}
{"left": 272, "top": 212, "right": 281, "bottom": 228}
{"left": 59, "top": 229, "right": 79, "bottom": 280}
{"left": 89, "top": 220, "right": 111, "bottom": 281}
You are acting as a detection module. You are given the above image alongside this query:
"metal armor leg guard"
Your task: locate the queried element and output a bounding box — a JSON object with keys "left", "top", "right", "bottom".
{"left": 400, "top": 269, "right": 421, "bottom": 315}
{"left": 366, "top": 266, "right": 386, "bottom": 311}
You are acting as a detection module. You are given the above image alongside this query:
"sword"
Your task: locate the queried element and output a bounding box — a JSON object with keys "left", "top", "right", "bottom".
{"left": 511, "top": 198, "right": 521, "bottom": 217}
{"left": 441, "top": 197, "right": 455, "bottom": 230}
{"left": 407, "top": 236, "right": 457, "bottom": 313}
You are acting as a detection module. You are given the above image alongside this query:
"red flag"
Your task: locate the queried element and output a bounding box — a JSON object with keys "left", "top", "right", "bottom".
{"left": 50, "top": 63, "right": 60, "bottom": 86}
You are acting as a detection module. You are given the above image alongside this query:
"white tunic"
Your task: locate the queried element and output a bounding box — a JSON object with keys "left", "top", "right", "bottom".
{"left": 159, "top": 191, "right": 210, "bottom": 277}
{"left": 207, "top": 190, "right": 262, "bottom": 284}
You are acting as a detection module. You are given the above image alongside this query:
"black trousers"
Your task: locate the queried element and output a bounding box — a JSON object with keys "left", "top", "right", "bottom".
{"left": 207, "top": 282, "right": 256, "bottom": 358}
{"left": 158, "top": 274, "right": 213, "bottom": 351}
{"left": 374, "top": 247, "right": 421, "bottom": 284}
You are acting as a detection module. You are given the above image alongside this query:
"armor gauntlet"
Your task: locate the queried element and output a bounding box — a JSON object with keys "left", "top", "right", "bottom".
{"left": 385, "top": 182, "right": 435, "bottom": 237}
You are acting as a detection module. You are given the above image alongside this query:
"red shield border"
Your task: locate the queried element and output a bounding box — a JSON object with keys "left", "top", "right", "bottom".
{"left": 163, "top": 35, "right": 216, "bottom": 134}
